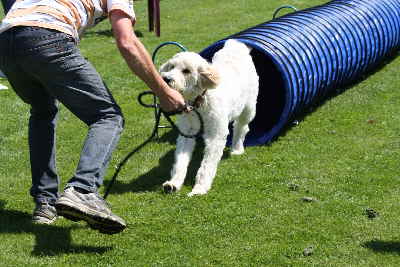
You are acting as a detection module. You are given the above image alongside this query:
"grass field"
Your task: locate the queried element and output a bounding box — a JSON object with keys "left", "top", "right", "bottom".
{"left": 1, "top": 0, "right": 400, "bottom": 266}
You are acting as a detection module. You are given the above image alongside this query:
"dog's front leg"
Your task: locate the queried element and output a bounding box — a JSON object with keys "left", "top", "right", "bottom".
{"left": 188, "top": 137, "right": 226, "bottom": 197}
{"left": 163, "top": 136, "right": 196, "bottom": 193}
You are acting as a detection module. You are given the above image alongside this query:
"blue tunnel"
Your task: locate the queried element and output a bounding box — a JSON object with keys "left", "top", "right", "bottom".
{"left": 200, "top": 0, "right": 400, "bottom": 146}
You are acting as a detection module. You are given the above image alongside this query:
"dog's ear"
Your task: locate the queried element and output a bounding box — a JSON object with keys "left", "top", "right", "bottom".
{"left": 199, "top": 66, "right": 220, "bottom": 90}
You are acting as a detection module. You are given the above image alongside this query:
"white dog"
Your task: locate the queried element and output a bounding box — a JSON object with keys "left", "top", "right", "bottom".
{"left": 160, "top": 39, "right": 259, "bottom": 196}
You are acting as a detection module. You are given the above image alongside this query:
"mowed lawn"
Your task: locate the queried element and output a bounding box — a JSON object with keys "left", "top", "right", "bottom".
{"left": 1, "top": 0, "right": 400, "bottom": 266}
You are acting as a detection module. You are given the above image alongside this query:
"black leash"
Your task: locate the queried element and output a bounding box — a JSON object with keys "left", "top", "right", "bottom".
{"left": 103, "top": 91, "right": 203, "bottom": 199}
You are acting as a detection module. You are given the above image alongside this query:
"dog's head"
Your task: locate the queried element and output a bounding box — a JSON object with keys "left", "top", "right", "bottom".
{"left": 160, "top": 52, "right": 220, "bottom": 100}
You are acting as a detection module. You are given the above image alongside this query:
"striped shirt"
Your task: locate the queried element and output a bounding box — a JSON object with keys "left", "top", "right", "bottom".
{"left": 0, "top": 0, "right": 135, "bottom": 41}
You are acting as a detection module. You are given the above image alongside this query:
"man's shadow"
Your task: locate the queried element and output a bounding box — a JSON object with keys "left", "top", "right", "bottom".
{"left": 0, "top": 200, "right": 112, "bottom": 256}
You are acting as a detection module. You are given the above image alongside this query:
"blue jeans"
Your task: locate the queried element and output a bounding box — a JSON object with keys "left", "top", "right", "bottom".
{"left": 0, "top": 26, "right": 124, "bottom": 204}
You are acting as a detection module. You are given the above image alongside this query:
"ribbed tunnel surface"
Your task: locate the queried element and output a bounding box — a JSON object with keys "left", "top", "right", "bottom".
{"left": 200, "top": 0, "right": 400, "bottom": 146}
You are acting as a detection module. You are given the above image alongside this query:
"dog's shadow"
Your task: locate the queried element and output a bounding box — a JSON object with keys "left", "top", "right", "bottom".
{"left": 362, "top": 239, "right": 400, "bottom": 254}
{"left": 0, "top": 200, "right": 112, "bottom": 256}
{"left": 106, "top": 129, "right": 231, "bottom": 194}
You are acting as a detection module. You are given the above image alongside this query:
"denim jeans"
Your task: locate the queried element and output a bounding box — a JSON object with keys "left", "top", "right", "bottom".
{"left": 0, "top": 26, "right": 124, "bottom": 204}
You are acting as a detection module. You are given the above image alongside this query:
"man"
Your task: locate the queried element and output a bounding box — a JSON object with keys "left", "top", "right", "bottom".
{"left": 0, "top": 0, "right": 186, "bottom": 234}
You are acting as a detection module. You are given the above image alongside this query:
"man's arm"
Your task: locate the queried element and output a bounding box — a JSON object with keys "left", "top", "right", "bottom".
{"left": 109, "top": 10, "right": 186, "bottom": 112}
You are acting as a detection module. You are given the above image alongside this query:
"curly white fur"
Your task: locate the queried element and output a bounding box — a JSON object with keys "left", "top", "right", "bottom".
{"left": 160, "top": 39, "right": 259, "bottom": 196}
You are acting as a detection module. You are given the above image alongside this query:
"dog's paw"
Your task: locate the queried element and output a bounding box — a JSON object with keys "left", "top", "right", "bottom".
{"left": 187, "top": 187, "right": 208, "bottom": 197}
{"left": 162, "top": 181, "right": 178, "bottom": 194}
{"left": 230, "top": 148, "right": 245, "bottom": 155}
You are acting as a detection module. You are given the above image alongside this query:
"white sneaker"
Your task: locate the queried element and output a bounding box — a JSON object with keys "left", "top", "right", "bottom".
{"left": 55, "top": 187, "right": 127, "bottom": 234}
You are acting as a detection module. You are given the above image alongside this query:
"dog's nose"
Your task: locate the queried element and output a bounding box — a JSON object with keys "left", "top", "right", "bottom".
{"left": 163, "top": 77, "right": 172, "bottom": 85}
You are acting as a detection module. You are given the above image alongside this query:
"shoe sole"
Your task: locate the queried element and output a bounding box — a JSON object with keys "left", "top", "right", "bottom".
{"left": 32, "top": 216, "right": 57, "bottom": 225}
{"left": 55, "top": 199, "right": 126, "bottom": 235}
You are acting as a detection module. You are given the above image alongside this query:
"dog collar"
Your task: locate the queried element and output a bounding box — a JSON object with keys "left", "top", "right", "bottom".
{"left": 191, "top": 90, "right": 207, "bottom": 109}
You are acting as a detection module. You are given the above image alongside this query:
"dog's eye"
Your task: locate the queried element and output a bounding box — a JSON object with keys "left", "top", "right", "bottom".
{"left": 182, "top": 68, "right": 191, "bottom": 74}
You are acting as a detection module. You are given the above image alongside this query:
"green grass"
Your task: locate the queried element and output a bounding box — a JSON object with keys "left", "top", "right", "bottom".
{"left": 1, "top": 0, "right": 400, "bottom": 266}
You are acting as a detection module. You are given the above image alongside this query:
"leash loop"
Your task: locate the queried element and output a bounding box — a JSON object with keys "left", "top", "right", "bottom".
{"left": 138, "top": 90, "right": 158, "bottom": 108}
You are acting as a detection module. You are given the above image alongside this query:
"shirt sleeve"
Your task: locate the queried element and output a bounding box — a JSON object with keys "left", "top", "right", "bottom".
{"left": 107, "top": 0, "right": 135, "bottom": 21}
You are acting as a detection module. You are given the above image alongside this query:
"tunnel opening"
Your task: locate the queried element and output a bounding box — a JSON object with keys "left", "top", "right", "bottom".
{"left": 200, "top": 40, "right": 287, "bottom": 146}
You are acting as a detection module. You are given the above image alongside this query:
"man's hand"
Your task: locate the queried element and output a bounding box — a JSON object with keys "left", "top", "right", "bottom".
{"left": 158, "top": 88, "right": 191, "bottom": 113}
{"left": 109, "top": 10, "right": 186, "bottom": 113}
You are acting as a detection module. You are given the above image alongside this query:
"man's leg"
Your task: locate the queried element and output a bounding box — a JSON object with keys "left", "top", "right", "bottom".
{"left": 4, "top": 67, "right": 60, "bottom": 205}
{"left": 35, "top": 44, "right": 124, "bottom": 194}
{"left": 29, "top": 96, "right": 60, "bottom": 203}
{"left": 0, "top": 30, "right": 60, "bottom": 204}
{"left": 0, "top": 28, "right": 59, "bottom": 224}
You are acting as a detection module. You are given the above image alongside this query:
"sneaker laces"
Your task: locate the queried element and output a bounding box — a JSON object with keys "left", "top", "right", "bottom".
{"left": 94, "top": 192, "right": 112, "bottom": 209}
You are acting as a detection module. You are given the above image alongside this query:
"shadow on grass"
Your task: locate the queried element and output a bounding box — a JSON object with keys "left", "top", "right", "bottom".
{"left": 0, "top": 200, "right": 112, "bottom": 256}
{"left": 84, "top": 29, "right": 143, "bottom": 38}
{"left": 363, "top": 240, "right": 400, "bottom": 254}
{"left": 105, "top": 129, "right": 231, "bottom": 194}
